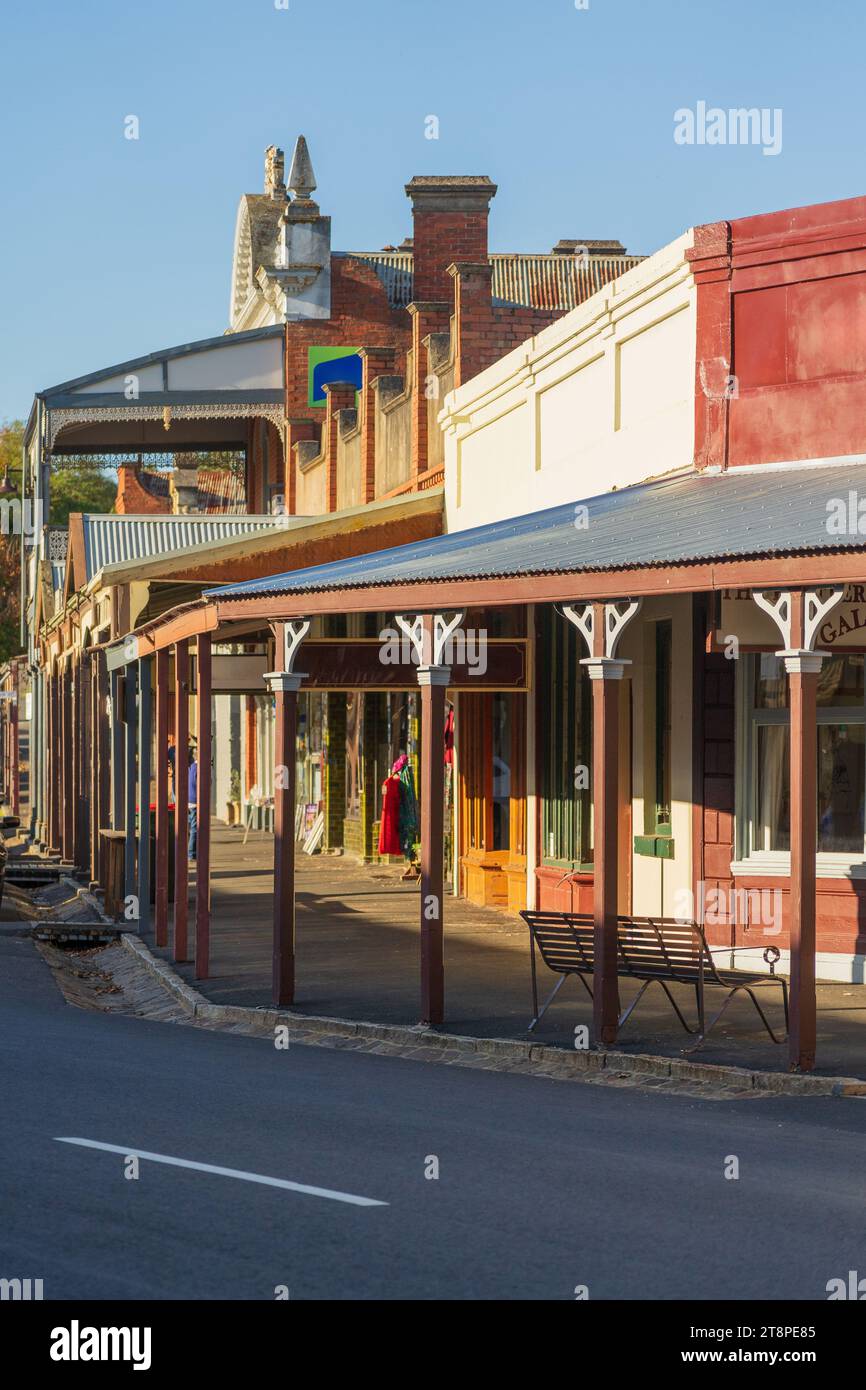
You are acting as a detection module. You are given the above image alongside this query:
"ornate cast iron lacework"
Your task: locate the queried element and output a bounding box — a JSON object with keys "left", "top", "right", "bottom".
{"left": 47, "top": 402, "right": 284, "bottom": 450}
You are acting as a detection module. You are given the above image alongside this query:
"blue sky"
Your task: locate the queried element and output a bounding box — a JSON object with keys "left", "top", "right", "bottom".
{"left": 1, "top": 0, "right": 864, "bottom": 420}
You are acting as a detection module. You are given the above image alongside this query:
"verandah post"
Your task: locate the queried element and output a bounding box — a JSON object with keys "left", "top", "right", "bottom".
{"left": 589, "top": 652, "right": 621, "bottom": 1045}
{"left": 95, "top": 651, "right": 111, "bottom": 889}
{"left": 195, "top": 633, "right": 212, "bottom": 979}
{"left": 399, "top": 610, "right": 461, "bottom": 1027}
{"left": 418, "top": 663, "right": 449, "bottom": 1025}
{"left": 62, "top": 662, "right": 73, "bottom": 862}
{"left": 563, "top": 597, "right": 641, "bottom": 1048}
{"left": 154, "top": 647, "right": 170, "bottom": 947}
{"left": 123, "top": 666, "right": 137, "bottom": 904}
{"left": 751, "top": 585, "right": 843, "bottom": 1073}
{"left": 787, "top": 650, "right": 819, "bottom": 1071}
{"left": 265, "top": 619, "right": 309, "bottom": 1007}
{"left": 781, "top": 590, "right": 825, "bottom": 1073}
{"left": 173, "top": 640, "right": 190, "bottom": 962}
{"left": 137, "top": 656, "right": 152, "bottom": 934}
{"left": 269, "top": 672, "right": 301, "bottom": 1005}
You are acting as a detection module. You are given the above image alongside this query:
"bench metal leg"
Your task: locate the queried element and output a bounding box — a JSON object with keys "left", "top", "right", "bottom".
{"left": 618, "top": 978, "right": 698, "bottom": 1035}
{"left": 527, "top": 970, "right": 593, "bottom": 1033}
{"left": 528, "top": 973, "right": 568, "bottom": 1032}
{"left": 684, "top": 985, "right": 788, "bottom": 1052}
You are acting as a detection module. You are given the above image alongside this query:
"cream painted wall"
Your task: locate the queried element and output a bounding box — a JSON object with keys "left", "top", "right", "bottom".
{"left": 296, "top": 458, "right": 326, "bottom": 516}
{"left": 619, "top": 596, "right": 694, "bottom": 920}
{"left": 441, "top": 231, "right": 696, "bottom": 531}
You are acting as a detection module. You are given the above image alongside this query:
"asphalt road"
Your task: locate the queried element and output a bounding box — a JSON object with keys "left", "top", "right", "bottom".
{"left": 2, "top": 931, "right": 866, "bottom": 1301}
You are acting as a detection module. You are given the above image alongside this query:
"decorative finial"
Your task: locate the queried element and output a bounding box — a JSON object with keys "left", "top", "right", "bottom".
{"left": 264, "top": 145, "right": 286, "bottom": 199}
{"left": 287, "top": 135, "right": 316, "bottom": 201}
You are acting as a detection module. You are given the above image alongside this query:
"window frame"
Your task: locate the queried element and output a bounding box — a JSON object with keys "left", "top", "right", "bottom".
{"left": 734, "top": 653, "right": 866, "bottom": 878}
{"left": 654, "top": 619, "right": 673, "bottom": 837}
{"left": 539, "top": 608, "right": 593, "bottom": 872}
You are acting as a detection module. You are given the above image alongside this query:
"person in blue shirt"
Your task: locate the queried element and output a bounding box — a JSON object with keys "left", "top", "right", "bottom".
{"left": 188, "top": 751, "right": 198, "bottom": 861}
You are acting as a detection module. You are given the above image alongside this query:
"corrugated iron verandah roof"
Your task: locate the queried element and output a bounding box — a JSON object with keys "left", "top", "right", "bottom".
{"left": 82, "top": 514, "right": 290, "bottom": 582}
{"left": 207, "top": 462, "right": 866, "bottom": 602}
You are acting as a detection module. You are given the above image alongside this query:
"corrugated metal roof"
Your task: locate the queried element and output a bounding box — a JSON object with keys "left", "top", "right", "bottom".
{"left": 196, "top": 469, "right": 246, "bottom": 515}
{"left": 83, "top": 514, "right": 289, "bottom": 580}
{"left": 490, "top": 253, "right": 643, "bottom": 309}
{"left": 207, "top": 463, "right": 866, "bottom": 600}
{"left": 349, "top": 250, "right": 643, "bottom": 311}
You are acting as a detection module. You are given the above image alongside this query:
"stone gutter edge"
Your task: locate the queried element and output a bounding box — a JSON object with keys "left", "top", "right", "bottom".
{"left": 119, "top": 934, "right": 866, "bottom": 1098}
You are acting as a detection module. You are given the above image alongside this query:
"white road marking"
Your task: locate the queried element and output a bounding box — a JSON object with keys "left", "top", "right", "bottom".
{"left": 55, "top": 1138, "right": 387, "bottom": 1207}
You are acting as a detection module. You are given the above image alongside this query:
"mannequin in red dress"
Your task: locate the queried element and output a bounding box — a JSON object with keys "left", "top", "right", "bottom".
{"left": 378, "top": 769, "right": 402, "bottom": 856}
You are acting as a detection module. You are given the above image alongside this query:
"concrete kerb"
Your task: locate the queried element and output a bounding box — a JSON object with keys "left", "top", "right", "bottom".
{"left": 118, "top": 934, "right": 866, "bottom": 1097}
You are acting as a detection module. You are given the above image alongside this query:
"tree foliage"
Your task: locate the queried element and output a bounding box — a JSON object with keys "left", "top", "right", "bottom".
{"left": 0, "top": 419, "right": 118, "bottom": 662}
{"left": 48, "top": 465, "right": 117, "bottom": 525}
{"left": 0, "top": 421, "right": 23, "bottom": 663}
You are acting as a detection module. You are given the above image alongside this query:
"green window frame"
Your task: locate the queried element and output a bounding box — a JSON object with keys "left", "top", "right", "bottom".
{"left": 539, "top": 607, "right": 592, "bottom": 870}
{"left": 634, "top": 619, "right": 674, "bottom": 859}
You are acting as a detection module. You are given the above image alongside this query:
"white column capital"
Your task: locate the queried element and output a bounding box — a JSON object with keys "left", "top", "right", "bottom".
{"left": 263, "top": 671, "right": 306, "bottom": 694}
{"left": 416, "top": 664, "right": 451, "bottom": 687}
{"left": 776, "top": 650, "right": 825, "bottom": 676}
{"left": 580, "top": 657, "right": 631, "bottom": 681}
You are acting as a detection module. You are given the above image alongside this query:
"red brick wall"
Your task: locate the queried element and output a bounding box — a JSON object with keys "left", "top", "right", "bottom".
{"left": 413, "top": 209, "right": 489, "bottom": 301}
{"left": 283, "top": 256, "right": 408, "bottom": 420}
{"left": 449, "top": 263, "right": 564, "bottom": 386}
{"left": 115, "top": 466, "right": 168, "bottom": 515}
{"left": 281, "top": 257, "right": 410, "bottom": 511}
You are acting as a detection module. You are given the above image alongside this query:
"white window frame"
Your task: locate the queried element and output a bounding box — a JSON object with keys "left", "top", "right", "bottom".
{"left": 732, "top": 654, "right": 866, "bottom": 880}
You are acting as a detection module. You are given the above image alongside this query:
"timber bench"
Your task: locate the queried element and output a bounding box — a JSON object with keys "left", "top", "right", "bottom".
{"left": 519, "top": 911, "right": 789, "bottom": 1049}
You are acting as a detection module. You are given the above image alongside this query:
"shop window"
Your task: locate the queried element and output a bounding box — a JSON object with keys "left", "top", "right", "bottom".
{"left": 458, "top": 690, "right": 525, "bottom": 868}
{"left": 739, "top": 653, "right": 866, "bottom": 864}
{"left": 492, "top": 692, "right": 511, "bottom": 851}
{"left": 539, "top": 607, "right": 592, "bottom": 869}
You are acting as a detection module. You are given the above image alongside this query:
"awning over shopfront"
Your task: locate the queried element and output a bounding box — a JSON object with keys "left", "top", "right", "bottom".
{"left": 207, "top": 460, "right": 866, "bottom": 604}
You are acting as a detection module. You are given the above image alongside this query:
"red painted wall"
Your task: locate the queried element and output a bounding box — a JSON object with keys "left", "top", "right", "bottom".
{"left": 688, "top": 196, "right": 866, "bottom": 961}
{"left": 691, "top": 195, "right": 866, "bottom": 470}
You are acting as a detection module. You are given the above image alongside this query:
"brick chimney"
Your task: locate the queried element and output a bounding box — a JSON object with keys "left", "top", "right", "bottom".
{"left": 405, "top": 176, "right": 497, "bottom": 302}
{"left": 169, "top": 456, "right": 201, "bottom": 514}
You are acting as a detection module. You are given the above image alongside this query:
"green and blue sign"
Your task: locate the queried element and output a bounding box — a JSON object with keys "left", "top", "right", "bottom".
{"left": 307, "top": 345, "right": 362, "bottom": 407}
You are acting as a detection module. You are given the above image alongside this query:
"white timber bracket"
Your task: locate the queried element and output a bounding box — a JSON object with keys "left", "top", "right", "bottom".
{"left": 395, "top": 611, "right": 465, "bottom": 670}
{"left": 752, "top": 587, "right": 843, "bottom": 671}
{"left": 264, "top": 617, "right": 311, "bottom": 693}
{"left": 562, "top": 599, "right": 642, "bottom": 680}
